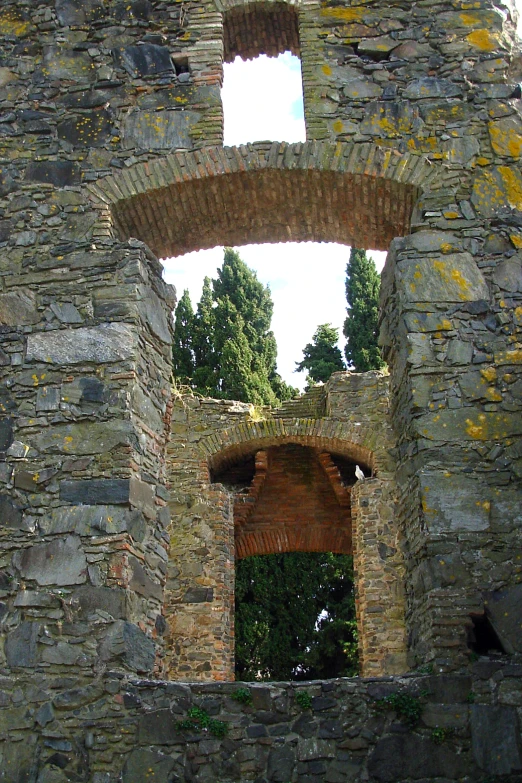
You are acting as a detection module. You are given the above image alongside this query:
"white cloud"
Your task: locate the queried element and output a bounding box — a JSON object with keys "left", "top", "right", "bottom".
{"left": 222, "top": 53, "right": 305, "bottom": 145}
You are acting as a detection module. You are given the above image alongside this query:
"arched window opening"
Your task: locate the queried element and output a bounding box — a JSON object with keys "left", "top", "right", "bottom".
{"left": 211, "top": 443, "right": 372, "bottom": 679}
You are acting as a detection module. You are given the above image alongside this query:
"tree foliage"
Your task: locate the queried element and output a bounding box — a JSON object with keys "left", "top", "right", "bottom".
{"left": 295, "top": 323, "right": 345, "bottom": 385}
{"left": 235, "top": 552, "right": 358, "bottom": 681}
{"left": 171, "top": 290, "right": 195, "bottom": 386}
{"left": 172, "top": 248, "right": 296, "bottom": 404}
{"left": 343, "top": 248, "right": 385, "bottom": 372}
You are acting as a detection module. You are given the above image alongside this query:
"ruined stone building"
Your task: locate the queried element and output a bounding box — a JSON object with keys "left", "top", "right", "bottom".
{"left": 0, "top": 0, "right": 521, "bottom": 780}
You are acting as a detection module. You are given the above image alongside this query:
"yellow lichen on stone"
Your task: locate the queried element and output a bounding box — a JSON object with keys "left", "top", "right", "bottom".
{"left": 320, "top": 7, "right": 364, "bottom": 21}
{"left": 494, "top": 348, "right": 522, "bottom": 365}
{"left": 0, "top": 13, "right": 30, "bottom": 37}
{"left": 481, "top": 366, "right": 497, "bottom": 382}
{"left": 465, "top": 415, "right": 487, "bottom": 439}
{"left": 466, "top": 29, "right": 498, "bottom": 51}
{"left": 509, "top": 234, "right": 522, "bottom": 249}
{"left": 489, "top": 123, "right": 522, "bottom": 159}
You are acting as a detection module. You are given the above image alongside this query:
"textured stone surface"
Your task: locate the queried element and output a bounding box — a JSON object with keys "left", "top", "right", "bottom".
{"left": 13, "top": 535, "right": 87, "bottom": 586}
{"left": 0, "top": 0, "right": 520, "bottom": 773}
{"left": 123, "top": 110, "right": 198, "bottom": 150}
{"left": 0, "top": 291, "right": 38, "bottom": 325}
{"left": 398, "top": 254, "right": 489, "bottom": 303}
{"left": 99, "top": 620, "right": 156, "bottom": 672}
{"left": 5, "top": 622, "right": 40, "bottom": 668}
{"left": 420, "top": 473, "right": 490, "bottom": 532}
{"left": 26, "top": 324, "right": 136, "bottom": 365}
{"left": 485, "top": 584, "right": 522, "bottom": 654}
{"left": 471, "top": 705, "right": 522, "bottom": 775}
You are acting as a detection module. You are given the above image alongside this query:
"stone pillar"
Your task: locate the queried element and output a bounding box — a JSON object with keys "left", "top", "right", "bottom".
{"left": 352, "top": 478, "right": 407, "bottom": 676}
{"left": 0, "top": 236, "right": 175, "bottom": 678}
{"left": 165, "top": 396, "right": 235, "bottom": 680}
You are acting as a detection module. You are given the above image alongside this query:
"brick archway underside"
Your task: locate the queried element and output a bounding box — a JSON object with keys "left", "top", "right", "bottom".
{"left": 88, "top": 141, "right": 437, "bottom": 258}
{"left": 231, "top": 445, "right": 354, "bottom": 559}
{"left": 204, "top": 422, "right": 378, "bottom": 559}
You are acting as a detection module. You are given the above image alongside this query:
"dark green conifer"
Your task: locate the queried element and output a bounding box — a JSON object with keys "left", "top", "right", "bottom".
{"left": 343, "top": 248, "right": 385, "bottom": 372}
{"left": 295, "top": 323, "right": 345, "bottom": 385}
{"left": 172, "top": 289, "right": 195, "bottom": 385}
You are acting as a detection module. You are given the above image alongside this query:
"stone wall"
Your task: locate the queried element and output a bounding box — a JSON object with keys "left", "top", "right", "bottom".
{"left": 1, "top": 664, "right": 522, "bottom": 782}
{"left": 0, "top": 0, "right": 521, "bottom": 777}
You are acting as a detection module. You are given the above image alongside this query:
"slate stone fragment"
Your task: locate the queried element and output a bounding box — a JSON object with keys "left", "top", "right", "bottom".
{"left": 57, "top": 110, "right": 112, "bottom": 148}
{"left": 0, "top": 493, "right": 22, "bottom": 529}
{"left": 485, "top": 583, "right": 522, "bottom": 653}
{"left": 13, "top": 535, "right": 87, "bottom": 586}
{"left": 0, "top": 291, "right": 39, "bottom": 325}
{"left": 116, "top": 44, "right": 174, "bottom": 78}
{"left": 26, "top": 323, "right": 136, "bottom": 365}
{"left": 99, "top": 620, "right": 156, "bottom": 673}
{"left": 138, "top": 708, "right": 180, "bottom": 744}
{"left": 61, "top": 90, "right": 114, "bottom": 109}
{"left": 35, "top": 702, "right": 54, "bottom": 727}
{"left": 55, "top": 0, "right": 105, "bottom": 26}
{"left": 50, "top": 302, "right": 83, "bottom": 324}
{"left": 471, "top": 704, "right": 522, "bottom": 774}
{"left": 0, "top": 418, "right": 13, "bottom": 452}
{"left": 5, "top": 621, "right": 40, "bottom": 668}
{"left": 39, "top": 505, "right": 145, "bottom": 537}
{"left": 129, "top": 556, "right": 163, "bottom": 601}
{"left": 183, "top": 587, "right": 214, "bottom": 603}
{"left": 122, "top": 749, "right": 175, "bottom": 783}
{"left": 0, "top": 219, "right": 12, "bottom": 243}
{"left": 267, "top": 745, "right": 295, "bottom": 782}
{"left": 60, "top": 478, "right": 130, "bottom": 505}
{"left": 42, "top": 641, "right": 81, "bottom": 665}
{"left": 72, "top": 586, "right": 126, "bottom": 620}
{"left": 123, "top": 110, "right": 198, "bottom": 150}
{"left": 368, "top": 733, "right": 471, "bottom": 782}
{"left": 404, "top": 77, "right": 462, "bottom": 99}
{"left": 36, "top": 387, "right": 60, "bottom": 412}
{"left": 79, "top": 377, "right": 104, "bottom": 402}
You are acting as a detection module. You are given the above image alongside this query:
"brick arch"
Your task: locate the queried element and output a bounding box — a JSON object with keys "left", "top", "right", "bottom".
{"left": 201, "top": 419, "right": 379, "bottom": 559}
{"left": 202, "top": 417, "right": 384, "bottom": 476}
{"left": 87, "top": 141, "right": 439, "bottom": 259}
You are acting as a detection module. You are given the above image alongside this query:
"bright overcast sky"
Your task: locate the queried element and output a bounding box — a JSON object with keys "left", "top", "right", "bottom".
{"left": 163, "top": 6, "right": 521, "bottom": 389}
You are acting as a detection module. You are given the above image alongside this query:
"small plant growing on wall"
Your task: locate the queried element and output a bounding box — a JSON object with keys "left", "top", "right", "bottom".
{"left": 295, "top": 691, "right": 313, "bottom": 711}
{"left": 374, "top": 691, "right": 428, "bottom": 728}
{"left": 431, "top": 726, "right": 455, "bottom": 745}
{"left": 231, "top": 687, "right": 253, "bottom": 705}
{"left": 176, "top": 707, "right": 228, "bottom": 738}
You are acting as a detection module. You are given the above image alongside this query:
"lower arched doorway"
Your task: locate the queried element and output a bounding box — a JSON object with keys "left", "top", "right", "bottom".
{"left": 164, "top": 375, "right": 407, "bottom": 681}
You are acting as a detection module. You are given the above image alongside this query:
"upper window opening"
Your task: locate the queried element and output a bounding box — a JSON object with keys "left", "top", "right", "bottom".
{"left": 223, "top": 53, "right": 305, "bottom": 145}
{"left": 223, "top": 2, "right": 300, "bottom": 63}
{"left": 222, "top": 2, "right": 305, "bottom": 146}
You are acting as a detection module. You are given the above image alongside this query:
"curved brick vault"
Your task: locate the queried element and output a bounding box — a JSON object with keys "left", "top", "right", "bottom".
{"left": 222, "top": 445, "right": 354, "bottom": 559}
{"left": 88, "top": 141, "right": 438, "bottom": 259}
{"left": 201, "top": 416, "right": 378, "bottom": 558}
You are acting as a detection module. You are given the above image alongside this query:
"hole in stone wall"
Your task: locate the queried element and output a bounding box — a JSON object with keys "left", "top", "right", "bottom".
{"left": 467, "top": 613, "right": 505, "bottom": 656}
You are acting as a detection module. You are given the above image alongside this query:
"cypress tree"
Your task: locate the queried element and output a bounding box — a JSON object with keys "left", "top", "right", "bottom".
{"left": 192, "top": 276, "right": 218, "bottom": 396}
{"left": 235, "top": 552, "right": 357, "bottom": 681}
{"left": 190, "top": 248, "right": 296, "bottom": 404}
{"left": 343, "top": 248, "right": 385, "bottom": 372}
{"left": 172, "top": 289, "right": 195, "bottom": 386}
{"left": 295, "top": 323, "right": 345, "bottom": 385}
